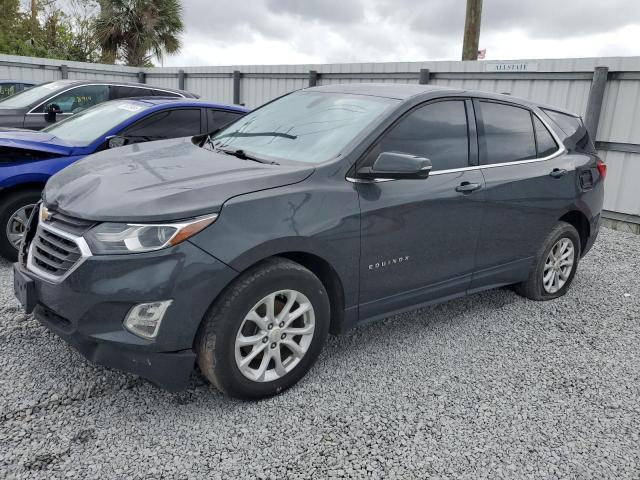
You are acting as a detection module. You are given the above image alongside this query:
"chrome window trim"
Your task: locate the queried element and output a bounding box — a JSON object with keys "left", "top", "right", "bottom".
{"left": 347, "top": 105, "right": 566, "bottom": 183}
{"left": 26, "top": 221, "right": 93, "bottom": 284}
{"left": 27, "top": 83, "right": 186, "bottom": 115}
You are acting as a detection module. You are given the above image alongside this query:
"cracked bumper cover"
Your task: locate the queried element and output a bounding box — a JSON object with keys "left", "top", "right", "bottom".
{"left": 16, "top": 241, "right": 238, "bottom": 391}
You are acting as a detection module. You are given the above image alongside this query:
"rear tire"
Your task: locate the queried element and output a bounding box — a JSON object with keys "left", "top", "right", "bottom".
{"left": 0, "top": 190, "right": 41, "bottom": 262}
{"left": 196, "top": 257, "right": 330, "bottom": 399}
{"left": 514, "top": 221, "right": 581, "bottom": 301}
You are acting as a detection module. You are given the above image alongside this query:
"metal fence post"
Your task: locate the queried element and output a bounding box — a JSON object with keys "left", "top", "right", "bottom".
{"left": 137, "top": 71, "right": 146, "bottom": 84}
{"left": 178, "top": 69, "right": 185, "bottom": 90}
{"left": 419, "top": 68, "right": 430, "bottom": 84}
{"left": 584, "top": 66, "right": 609, "bottom": 140}
{"left": 309, "top": 70, "right": 318, "bottom": 87}
{"left": 60, "top": 64, "right": 69, "bottom": 79}
{"left": 233, "top": 70, "right": 241, "bottom": 104}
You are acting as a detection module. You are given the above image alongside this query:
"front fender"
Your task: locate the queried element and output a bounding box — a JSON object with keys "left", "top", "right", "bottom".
{"left": 188, "top": 180, "right": 361, "bottom": 308}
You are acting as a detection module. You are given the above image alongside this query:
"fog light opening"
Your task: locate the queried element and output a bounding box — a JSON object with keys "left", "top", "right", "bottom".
{"left": 124, "top": 300, "right": 173, "bottom": 340}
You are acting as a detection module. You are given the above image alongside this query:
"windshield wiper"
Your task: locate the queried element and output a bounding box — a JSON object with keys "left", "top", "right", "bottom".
{"left": 217, "top": 148, "right": 279, "bottom": 165}
{"left": 214, "top": 131, "right": 297, "bottom": 141}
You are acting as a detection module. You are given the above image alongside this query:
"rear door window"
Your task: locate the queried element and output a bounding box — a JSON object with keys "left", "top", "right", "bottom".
{"left": 479, "top": 101, "right": 536, "bottom": 164}
{"left": 121, "top": 108, "right": 202, "bottom": 142}
{"left": 372, "top": 100, "right": 470, "bottom": 172}
{"left": 541, "top": 109, "right": 582, "bottom": 137}
{"left": 207, "top": 109, "right": 245, "bottom": 131}
{"left": 112, "top": 86, "right": 154, "bottom": 99}
{"left": 152, "top": 90, "right": 181, "bottom": 97}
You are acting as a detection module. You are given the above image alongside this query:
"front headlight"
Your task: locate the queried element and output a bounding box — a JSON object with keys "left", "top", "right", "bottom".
{"left": 84, "top": 214, "right": 218, "bottom": 254}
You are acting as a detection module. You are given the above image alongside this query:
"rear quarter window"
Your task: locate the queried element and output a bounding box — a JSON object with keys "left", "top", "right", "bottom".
{"left": 541, "top": 108, "right": 596, "bottom": 154}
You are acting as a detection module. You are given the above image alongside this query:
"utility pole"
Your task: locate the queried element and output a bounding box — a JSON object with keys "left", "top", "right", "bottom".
{"left": 30, "top": 0, "right": 38, "bottom": 37}
{"left": 461, "top": 0, "right": 483, "bottom": 61}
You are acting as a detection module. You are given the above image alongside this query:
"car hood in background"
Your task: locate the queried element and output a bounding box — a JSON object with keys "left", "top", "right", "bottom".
{"left": 0, "top": 129, "right": 75, "bottom": 156}
{"left": 44, "top": 137, "right": 315, "bottom": 222}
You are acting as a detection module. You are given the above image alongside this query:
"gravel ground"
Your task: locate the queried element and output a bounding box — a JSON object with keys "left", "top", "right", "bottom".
{"left": 1, "top": 227, "right": 639, "bottom": 479}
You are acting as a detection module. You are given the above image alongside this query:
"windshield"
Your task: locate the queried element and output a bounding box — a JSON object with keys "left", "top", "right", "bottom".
{"left": 0, "top": 81, "right": 70, "bottom": 108}
{"left": 43, "top": 100, "right": 151, "bottom": 146}
{"left": 210, "top": 91, "right": 398, "bottom": 164}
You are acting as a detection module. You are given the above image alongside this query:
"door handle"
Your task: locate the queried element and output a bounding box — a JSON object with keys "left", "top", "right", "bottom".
{"left": 550, "top": 168, "right": 568, "bottom": 178}
{"left": 455, "top": 182, "right": 482, "bottom": 193}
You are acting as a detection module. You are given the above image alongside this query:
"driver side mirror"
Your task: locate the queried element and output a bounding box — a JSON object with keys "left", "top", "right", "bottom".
{"left": 106, "top": 135, "right": 129, "bottom": 149}
{"left": 357, "top": 152, "right": 432, "bottom": 180}
{"left": 44, "top": 103, "right": 62, "bottom": 123}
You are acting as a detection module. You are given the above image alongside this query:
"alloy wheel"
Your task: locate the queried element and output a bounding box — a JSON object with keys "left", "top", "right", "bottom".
{"left": 235, "top": 290, "right": 315, "bottom": 382}
{"left": 542, "top": 238, "right": 575, "bottom": 294}
{"left": 6, "top": 203, "right": 36, "bottom": 249}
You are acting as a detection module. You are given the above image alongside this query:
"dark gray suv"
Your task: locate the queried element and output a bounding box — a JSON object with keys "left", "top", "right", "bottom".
{"left": 13, "top": 84, "right": 605, "bottom": 399}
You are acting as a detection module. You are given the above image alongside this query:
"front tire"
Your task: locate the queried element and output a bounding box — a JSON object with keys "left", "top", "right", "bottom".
{"left": 0, "top": 190, "right": 41, "bottom": 262}
{"left": 196, "top": 258, "right": 330, "bottom": 399}
{"left": 514, "top": 221, "right": 581, "bottom": 301}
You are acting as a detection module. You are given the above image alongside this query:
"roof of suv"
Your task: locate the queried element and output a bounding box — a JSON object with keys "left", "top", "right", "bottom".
{"left": 306, "top": 83, "right": 580, "bottom": 118}
{"left": 34, "top": 79, "right": 197, "bottom": 98}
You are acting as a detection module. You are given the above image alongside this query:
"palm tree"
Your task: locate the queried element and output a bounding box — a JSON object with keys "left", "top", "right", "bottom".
{"left": 95, "top": 0, "right": 183, "bottom": 67}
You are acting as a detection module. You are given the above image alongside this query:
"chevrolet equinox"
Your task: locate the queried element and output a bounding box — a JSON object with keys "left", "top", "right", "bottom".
{"left": 13, "top": 84, "right": 605, "bottom": 399}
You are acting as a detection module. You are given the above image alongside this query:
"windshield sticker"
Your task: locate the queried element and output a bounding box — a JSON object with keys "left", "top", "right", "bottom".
{"left": 118, "top": 103, "right": 144, "bottom": 112}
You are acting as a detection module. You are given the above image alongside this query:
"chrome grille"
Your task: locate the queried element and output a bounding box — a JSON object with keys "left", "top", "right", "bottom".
{"left": 31, "top": 226, "right": 81, "bottom": 276}
{"left": 30, "top": 226, "right": 82, "bottom": 276}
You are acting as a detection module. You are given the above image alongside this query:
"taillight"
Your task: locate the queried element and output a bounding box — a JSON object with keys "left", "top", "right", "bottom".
{"left": 596, "top": 158, "right": 607, "bottom": 180}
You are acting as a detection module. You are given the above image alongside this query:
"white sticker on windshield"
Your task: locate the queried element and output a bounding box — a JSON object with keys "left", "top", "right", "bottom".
{"left": 118, "top": 103, "right": 144, "bottom": 112}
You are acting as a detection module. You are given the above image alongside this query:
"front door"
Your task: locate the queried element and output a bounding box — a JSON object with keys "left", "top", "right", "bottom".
{"left": 357, "top": 99, "right": 485, "bottom": 320}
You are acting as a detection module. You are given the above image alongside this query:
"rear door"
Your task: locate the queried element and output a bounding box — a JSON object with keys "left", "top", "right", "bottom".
{"left": 357, "top": 98, "right": 486, "bottom": 319}
{"left": 470, "top": 99, "right": 569, "bottom": 291}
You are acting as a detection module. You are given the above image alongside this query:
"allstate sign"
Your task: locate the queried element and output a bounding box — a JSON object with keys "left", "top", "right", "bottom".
{"left": 485, "top": 62, "right": 539, "bottom": 72}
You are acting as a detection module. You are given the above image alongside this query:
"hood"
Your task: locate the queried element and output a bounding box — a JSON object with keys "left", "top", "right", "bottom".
{"left": 0, "top": 129, "right": 75, "bottom": 156}
{"left": 44, "top": 137, "right": 315, "bottom": 222}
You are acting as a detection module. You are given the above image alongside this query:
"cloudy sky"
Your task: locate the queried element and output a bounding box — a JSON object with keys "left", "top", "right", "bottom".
{"left": 163, "top": 0, "right": 640, "bottom": 67}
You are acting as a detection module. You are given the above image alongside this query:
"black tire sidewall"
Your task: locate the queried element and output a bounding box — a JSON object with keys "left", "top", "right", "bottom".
{"left": 0, "top": 191, "right": 41, "bottom": 261}
{"left": 531, "top": 223, "right": 581, "bottom": 300}
{"left": 201, "top": 261, "right": 330, "bottom": 399}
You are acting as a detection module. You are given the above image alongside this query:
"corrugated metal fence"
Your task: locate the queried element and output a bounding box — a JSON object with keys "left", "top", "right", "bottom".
{"left": 0, "top": 53, "right": 639, "bottom": 224}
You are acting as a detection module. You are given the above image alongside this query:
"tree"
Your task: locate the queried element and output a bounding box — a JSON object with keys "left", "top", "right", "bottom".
{"left": 95, "top": 0, "right": 183, "bottom": 67}
{"left": 0, "top": 0, "right": 101, "bottom": 62}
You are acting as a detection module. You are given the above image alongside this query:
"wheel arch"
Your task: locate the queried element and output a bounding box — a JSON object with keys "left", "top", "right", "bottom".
{"left": 559, "top": 210, "right": 590, "bottom": 256}
{"left": 224, "top": 245, "right": 349, "bottom": 336}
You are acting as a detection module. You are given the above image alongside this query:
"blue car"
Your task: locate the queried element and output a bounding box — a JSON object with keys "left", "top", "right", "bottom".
{"left": 0, "top": 97, "right": 248, "bottom": 259}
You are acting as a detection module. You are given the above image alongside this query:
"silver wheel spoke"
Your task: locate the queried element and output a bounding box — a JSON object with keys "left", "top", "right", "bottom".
{"left": 239, "top": 342, "right": 268, "bottom": 368}
{"left": 276, "top": 291, "right": 297, "bottom": 322}
{"left": 254, "top": 349, "right": 272, "bottom": 381}
{"left": 272, "top": 346, "right": 287, "bottom": 377}
{"left": 237, "top": 333, "right": 264, "bottom": 347}
{"left": 245, "top": 310, "right": 270, "bottom": 330}
{"left": 282, "top": 339, "right": 305, "bottom": 359}
{"left": 285, "top": 324, "right": 314, "bottom": 336}
{"left": 283, "top": 302, "right": 312, "bottom": 329}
